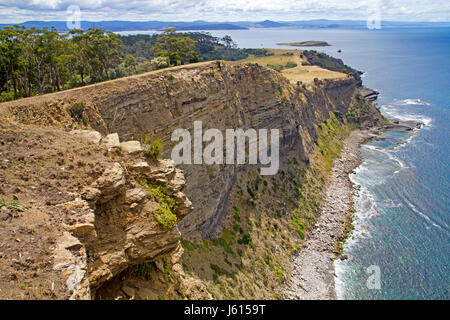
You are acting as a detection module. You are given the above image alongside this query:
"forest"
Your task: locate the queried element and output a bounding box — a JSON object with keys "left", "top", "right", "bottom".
{"left": 0, "top": 26, "right": 251, "bottom": 102}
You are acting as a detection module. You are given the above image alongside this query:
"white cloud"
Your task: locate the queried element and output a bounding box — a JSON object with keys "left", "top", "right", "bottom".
{"left": 0, "top": 0, "right": 449, "bottom": 23}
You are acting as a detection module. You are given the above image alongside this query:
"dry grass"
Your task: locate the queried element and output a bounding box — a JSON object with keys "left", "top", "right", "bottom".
{"left": 243, "top": 49, "right": 348, "bottom": 84}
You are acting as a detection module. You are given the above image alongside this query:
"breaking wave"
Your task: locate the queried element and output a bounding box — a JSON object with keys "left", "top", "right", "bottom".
{"left": 393, "top": 98, "right": 432, "bottom": 106}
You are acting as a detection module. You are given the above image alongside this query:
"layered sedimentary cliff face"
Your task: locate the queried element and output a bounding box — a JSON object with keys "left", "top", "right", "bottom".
{"left": 0, "top": 61, "right": 384, "bottom": 299}
{"left": 1, "top": 61, "right": 382, "bottom": 241}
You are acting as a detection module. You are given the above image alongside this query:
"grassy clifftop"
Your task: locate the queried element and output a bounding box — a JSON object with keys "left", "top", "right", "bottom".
{"left": 243, "top": 49, "right": 349, "bottom": 84}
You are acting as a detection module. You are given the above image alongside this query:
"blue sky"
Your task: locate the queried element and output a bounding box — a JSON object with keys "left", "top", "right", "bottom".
{"left": 1, "top": 0, "right": 449, "bottom": 23}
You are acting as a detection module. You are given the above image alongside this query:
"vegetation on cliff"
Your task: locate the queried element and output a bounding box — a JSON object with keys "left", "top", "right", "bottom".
{"left": 302, "top": 50, "right": 362, "bottom": 85}
{"left": 244, "top": 49, "right": 349, "bottom": 84}
{"left": 0, "top": 25, "right": 247, "bottom": 102}
{"left": 180, "top": 112, "right": 358, "bottom": 299}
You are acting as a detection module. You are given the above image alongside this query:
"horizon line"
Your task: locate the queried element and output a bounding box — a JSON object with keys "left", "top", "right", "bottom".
{"left": 2, "top": 19, "right": 450, "bottom": 24}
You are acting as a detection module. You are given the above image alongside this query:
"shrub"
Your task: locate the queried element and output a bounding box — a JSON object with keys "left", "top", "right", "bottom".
{"left": 140, "top": 134, "right": 162, "bottom": 160}
{"left": 211, "top": 237, "right": 233, "bottom": 254}
{"left": 210, "top": 263, "right": 232, "bottom": 281}
{"left": 150, "top": 56, "right": 170, "bottom": 69}
{"left": 155, "top": 204, "right": 177, "bottom": 229}
{"left": 137, "top": 179, "right": 178, "bottom": 230}
{"left": 242, "top": 49, "right": 273, "bottom": 57}
{"left": 0, "top": 91, "right": 15, "bottom": 102}
{"left": 0, "top": 197, "right": 25, "bottom": 212}
{"left": 292, "top": 215, "right": 306, "bottom": 239}
{"left": 284, "top": 61, "right": 297, "bottom": 69}
{"left": 238, "top": 234, "right": 252, "bottom": 245}
{"left": 136, "top": 60, "right": 154, "bottom": 73}
{"left": 267, "top": 64, "right": 284, "bottom": 72}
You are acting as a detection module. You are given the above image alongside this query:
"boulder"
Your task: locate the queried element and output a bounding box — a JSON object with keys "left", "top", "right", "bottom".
{"left": 120, "top": 141, "right": 143, "bottom": 154}
{"left": 93, "top": 163, "right": 126, "bottom": 202}
{"left": 101, "top": 133, "right": 120, "bottom": 149}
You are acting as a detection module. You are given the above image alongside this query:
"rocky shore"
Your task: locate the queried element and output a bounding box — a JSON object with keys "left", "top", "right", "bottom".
{"left": 284, "top": 128, "right": 380, "bottom": 300}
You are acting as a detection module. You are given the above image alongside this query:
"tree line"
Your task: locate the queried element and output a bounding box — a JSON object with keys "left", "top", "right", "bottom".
{"left": 0, "top": 26, "right": 247, "bottom": 102}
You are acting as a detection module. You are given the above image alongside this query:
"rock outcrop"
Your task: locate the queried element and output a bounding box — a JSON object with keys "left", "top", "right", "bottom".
{"left": 0, "top": 118, "right": 209, "bottom": 299}
{"left": 62, "top": 131, "right": 208, "bottom": 299}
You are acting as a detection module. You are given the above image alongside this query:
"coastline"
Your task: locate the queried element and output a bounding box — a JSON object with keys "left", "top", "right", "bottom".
{"left": 284, "top": 127, "right": 381, "bottom": 300}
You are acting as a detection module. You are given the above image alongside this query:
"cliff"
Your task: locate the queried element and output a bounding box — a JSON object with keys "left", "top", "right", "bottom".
{"left": 0, "top": 60, "right": 384, "bottom": 299}
{"left": 0, "top": 120, "right": 211, "bottom": 299}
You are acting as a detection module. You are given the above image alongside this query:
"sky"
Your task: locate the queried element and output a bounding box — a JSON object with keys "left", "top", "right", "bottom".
{"left": 0, "top": 0, "right": 449, "bottom": 23}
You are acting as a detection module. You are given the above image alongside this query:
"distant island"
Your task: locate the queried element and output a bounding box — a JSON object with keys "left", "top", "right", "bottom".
{"left": 277, "top": 41, "right": 331, "bottom": 47}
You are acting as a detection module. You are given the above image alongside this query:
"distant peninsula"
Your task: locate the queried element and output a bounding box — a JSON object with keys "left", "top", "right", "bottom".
{"left": 277, "top": 41, "right": 331, "bottom": 47}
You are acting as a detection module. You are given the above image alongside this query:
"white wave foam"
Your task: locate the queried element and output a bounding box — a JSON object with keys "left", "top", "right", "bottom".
{"left": 333, "top": 261, "right": 346, "bottom": 300}
{"left": 380, "top": 104, "right": 433, "bottom": 128}
{"left": 405, "top": 199, "right": 444, "bottom": 231}
{"left": 362, "top": 144, "right": 380, "bottom": 151}
{"left": 362, "top": 143, "right": 408, "bottom": 174}
{"left": 383, "top": 199, "right": 403, "bottom": 208}
{"left": 393, "top": 98, "right": 432, "bottom": 106}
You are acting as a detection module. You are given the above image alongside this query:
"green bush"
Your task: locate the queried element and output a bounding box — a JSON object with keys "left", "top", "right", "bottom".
{"left": 150, "top": 56, "right": 170, "bottom": 69}
{"left": 136, "top": 60, "right": 154, "bottom": 73}
{"left": 210, "top": 263, "right": 232, "bottom": 281}
{"left": 155, "top": 205, "right": 178, "bottom": 229}
{"left": 140, "top": 135, "right": 162, "bottom": 160}
{"left": 267, "top": 61, "right": 297, "bottom": 72}
{"left": 238, "top": 234, "right": 252, "bottom": 245}
{"left": 267, "top": 64, "right": 284, "bottom": 72}
{"left": 242, "top": 49, "right": 273, "bottom": 57}
{"left": 292, "top": 215, "right": 306, "bottom": 239}
{"left": 0, "top": 91, "right": 15, "bottom": 102}
{"left": 284, "top": 61, "right": 297, "bottom": 69}
{"left": 0, "top": 197, "right": 25, "bottom": 212}
{"left": 137, "top": 178, "right": 178, "bottom": 230}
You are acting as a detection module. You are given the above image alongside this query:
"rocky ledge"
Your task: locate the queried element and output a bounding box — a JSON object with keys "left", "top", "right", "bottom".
{"left": 0, "top": 121, "right": 210, "bottom": 299}
{"left": 62, "top": 130, "right": 211, "bottom": 299}
{"left": 359, "top": 86, "right": 379, "bottom": 103}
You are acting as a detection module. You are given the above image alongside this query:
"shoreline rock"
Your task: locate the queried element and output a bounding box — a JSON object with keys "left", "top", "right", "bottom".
{"left": 284, "top": 128, "right": 378, "bottom": 300}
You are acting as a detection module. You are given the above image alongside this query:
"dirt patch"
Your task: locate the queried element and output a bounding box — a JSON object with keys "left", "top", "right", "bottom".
{"left": 0, "top": 119, "right": 113, "bottom": 299}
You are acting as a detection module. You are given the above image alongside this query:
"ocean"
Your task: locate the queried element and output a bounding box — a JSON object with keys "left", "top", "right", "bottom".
{"left": 122, "top": 27, "right": 450, "bottom": 299}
